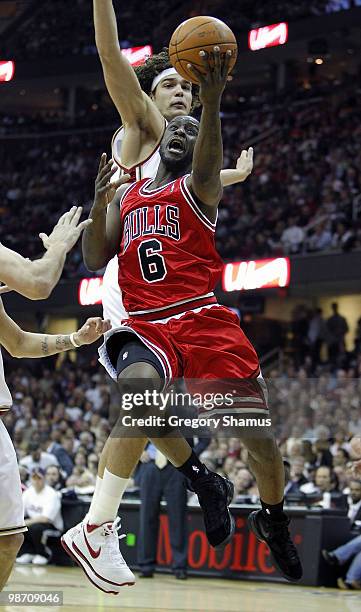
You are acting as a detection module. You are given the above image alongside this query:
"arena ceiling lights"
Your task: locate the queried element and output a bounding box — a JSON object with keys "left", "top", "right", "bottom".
{"left": 222, "top": 258, "right": 290, "bottom": 292}
{"left": 0, "top": 61, "right": 15, "bottom": 82}
{"left": 248, "top": 23, "right": 288, "bottom": 51}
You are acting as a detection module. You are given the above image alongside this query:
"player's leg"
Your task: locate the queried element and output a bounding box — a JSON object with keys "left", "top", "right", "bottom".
{"left": 0, "top": 533, "right": 24, "bottom": 590}
{"left": 61, "top": 358, "right": 157, "bottom": 593}
{"left": 0, "top": 420, "right": 27, "bottom": 590}
{"left": 180, "top": 305, "right": 303, "bottom": 580}
{"left": 95, "top": 330, "right": 231, "bottom": 552}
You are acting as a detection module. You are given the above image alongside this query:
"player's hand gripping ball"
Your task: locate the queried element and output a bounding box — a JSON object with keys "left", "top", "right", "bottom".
{"left": 169, "top": 16, "right": 237, "bottom": 84}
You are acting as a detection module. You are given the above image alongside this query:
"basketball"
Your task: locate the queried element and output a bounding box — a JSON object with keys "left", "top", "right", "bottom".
{"left": 169, "top": 16, "right": 238, "bottom": 84}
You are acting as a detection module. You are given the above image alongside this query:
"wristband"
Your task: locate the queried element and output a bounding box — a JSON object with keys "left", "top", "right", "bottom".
{"left": 70, "top": 332, "right": 80, "bottom": 348}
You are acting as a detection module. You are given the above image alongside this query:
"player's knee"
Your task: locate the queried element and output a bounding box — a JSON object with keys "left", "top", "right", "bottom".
{"left": 118, "top": 361, "right": 161, "bottom": 382}
{"left": 0, "top": 533, "right": 24, "bottom": 556}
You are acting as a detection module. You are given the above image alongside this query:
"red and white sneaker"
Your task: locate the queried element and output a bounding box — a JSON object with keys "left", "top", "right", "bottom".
{"left": 61, "top": 516, "right": 135, "bottom": 594}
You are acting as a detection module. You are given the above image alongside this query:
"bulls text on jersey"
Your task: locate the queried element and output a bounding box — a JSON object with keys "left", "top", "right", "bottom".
{"left": 122, "top": 204, "right": 180, "bottom": 253}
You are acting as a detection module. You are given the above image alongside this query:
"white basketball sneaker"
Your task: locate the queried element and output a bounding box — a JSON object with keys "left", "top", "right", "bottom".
{"left": 61, "top": 516, "right": 135, "bottom": 594}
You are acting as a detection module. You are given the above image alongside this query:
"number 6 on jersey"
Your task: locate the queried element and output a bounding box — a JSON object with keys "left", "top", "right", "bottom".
{"left": 138, "top": 239, "right": 167, "bottom": 283}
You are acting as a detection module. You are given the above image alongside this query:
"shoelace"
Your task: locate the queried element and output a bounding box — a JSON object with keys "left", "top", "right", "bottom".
{"left": 101, "top": 517, "right": 127, "bottom": 565}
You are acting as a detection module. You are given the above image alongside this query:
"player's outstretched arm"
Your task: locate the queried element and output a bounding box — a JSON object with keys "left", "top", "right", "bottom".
{"left": 0, "top": 206, "right": 91, "bottom": 300}
{"left": 82, "top": 154, "right": 130, "bottom": 271}
{"left": 93, "top": 0, "right": 163, "bottom": 136}
{"left": 220, "top": 148, "right": 254, "bottom": 187}
{"left": 0, "top": 299, "right": 111, "bottom": 358}
{"left": 187, "top": 47, "right": 232, "bottom": 208}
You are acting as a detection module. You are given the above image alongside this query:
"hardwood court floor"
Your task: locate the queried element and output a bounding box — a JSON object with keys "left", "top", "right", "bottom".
{"left": 6, "top": 566, "right": 361, "bottom": 612}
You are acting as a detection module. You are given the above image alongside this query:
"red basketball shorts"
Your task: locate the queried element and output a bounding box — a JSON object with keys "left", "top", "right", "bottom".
{"left": 99, "top": 304, "right": 268, "bottom": 416}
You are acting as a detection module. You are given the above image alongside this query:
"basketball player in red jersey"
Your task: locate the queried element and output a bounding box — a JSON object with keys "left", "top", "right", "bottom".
{"left": 62, "top": 48, "right": 302, "bottom": 591}
{"left": 60, "top": 1, "right": 252, "bottom": 593}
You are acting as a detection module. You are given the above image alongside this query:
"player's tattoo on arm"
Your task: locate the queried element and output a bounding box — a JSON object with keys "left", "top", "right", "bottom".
{"left": 55, "top": 335, "right": 71, "bottom": 351}
{"left": 41, "top": 335, "right": 49, "bottom": 355}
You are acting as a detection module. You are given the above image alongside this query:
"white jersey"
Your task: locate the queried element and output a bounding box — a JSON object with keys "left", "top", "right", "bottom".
{"left": 102, "top": 124, "right": 164, "bottom": 328}
{"left": 0, "top": 348, "right": 12, "bottom": 413}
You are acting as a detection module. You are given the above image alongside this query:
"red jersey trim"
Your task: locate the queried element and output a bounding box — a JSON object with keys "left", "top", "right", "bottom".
{"left": 111, "top": 120, "right": 166, "bottom": 173}
{"left": 128, "top": 293, "right": 217, "bottom": 321}
{"left": 180, "top": 176, "right": 218, "bottom": 233}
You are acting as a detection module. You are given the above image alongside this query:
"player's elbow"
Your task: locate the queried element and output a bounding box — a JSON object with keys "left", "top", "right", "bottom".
{"left": 28, "top": 279, "right": 52, "bottom": 300}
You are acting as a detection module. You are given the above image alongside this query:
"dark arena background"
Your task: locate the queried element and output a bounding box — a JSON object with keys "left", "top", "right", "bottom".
{"left": 0, "top": 1, "right": 361, "bottom": 611}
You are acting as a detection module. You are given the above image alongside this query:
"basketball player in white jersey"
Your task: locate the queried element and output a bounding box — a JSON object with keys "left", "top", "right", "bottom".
{"left": 93, "top": 0, "right": 253, "bottom": 330}
{"left": 0, "top": 205, "right": 113, "bottom": 591}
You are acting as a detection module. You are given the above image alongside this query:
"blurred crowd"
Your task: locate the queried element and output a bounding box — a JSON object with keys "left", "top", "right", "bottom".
{"left": 1, "top": 0, "right": 360, "bottom": 61}
{"left": 2, "top": 339, "right": 360, "bottom": 510}
{"left": 1, "top": 83, "right": 360, "bottom": 273}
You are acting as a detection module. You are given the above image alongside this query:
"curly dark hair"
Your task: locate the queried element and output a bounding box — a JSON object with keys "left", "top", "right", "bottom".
{"left": 134, "top": 47, "right": 200, "bottom": 112}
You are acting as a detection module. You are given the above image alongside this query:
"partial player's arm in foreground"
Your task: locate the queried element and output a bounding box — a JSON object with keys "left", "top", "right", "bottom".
{"left": 82, "top": 156, "right": 130, "bottom": 271}
{"left": 187, "top": 47, "right": 231, "bottom": 209}
{"left": 0, "top": 207, "right": 92, "bottom": 299}
{"left": 0, "top": 299, "right": 110, "bottom": 357}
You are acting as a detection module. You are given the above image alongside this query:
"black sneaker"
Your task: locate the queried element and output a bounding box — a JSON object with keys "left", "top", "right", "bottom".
{"left": 322, "top": 549, "right": 339, "bottom": 566}
{"left": 191, "top": 472, "right": 235, "bottom": 549}
{"left": 248, "top": 509, "right": 303, "bottom": 582}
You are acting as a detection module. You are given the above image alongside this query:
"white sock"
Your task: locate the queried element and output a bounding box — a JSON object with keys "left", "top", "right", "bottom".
{"left": 87, "top": 468, "right": 129, "bottom": 525}
{"left": 86, "top": 475, "right": 103, "bottom": 523}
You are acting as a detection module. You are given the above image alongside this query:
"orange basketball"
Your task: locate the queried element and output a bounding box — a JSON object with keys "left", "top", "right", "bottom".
{"left": 169, "top": 16, "right": 238, "bottom": 85}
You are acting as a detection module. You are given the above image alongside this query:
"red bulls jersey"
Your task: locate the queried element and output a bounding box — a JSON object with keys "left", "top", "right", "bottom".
{"left": 118, "top": 175, "right": 223, "bottom": 320}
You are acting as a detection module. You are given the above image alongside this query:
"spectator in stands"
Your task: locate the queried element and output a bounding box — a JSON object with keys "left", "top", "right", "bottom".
{"left": 281, "top": 216, "right": 305, "bottom": 254}
{"left": 307, "top": 308, "right": 328, "bottom": 369}
{"left": 16, "top": 468, "right": 63, "bottom": 566}
{"left": 300, "top": 465, "right": 347, "bottom": 509}
{"left": 347, "top": 479, "right": 361, "bottom": 528}
{"left": 289, "top": 457, "right": 309, "bottom": 490}
{"left": 326, "top": 302, "right": 349, "bottom": 365}
{"left": 20, "top": 441, "right": 59, "bottom": 473}
{"left": 47, "top": 430, "right": 74, "bottom": 477}
{"left": 233, "top": 468, "right": 258, "bottom": 503}
{"left": 136, "top": 443, "right": 188, "bottom": 580}
{"left": 333, "top": 448, "right": 351, "bottom": 469}
{"left": 322, "top": 482, "right": 361, "bottom": 589}
{"left": 45, "top": 465, "right": 65, "bottom": 491}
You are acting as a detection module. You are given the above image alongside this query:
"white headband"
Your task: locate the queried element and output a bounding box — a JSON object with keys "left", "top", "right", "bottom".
{"left": 151, "top": 68, "right": 180, "bottom": 92}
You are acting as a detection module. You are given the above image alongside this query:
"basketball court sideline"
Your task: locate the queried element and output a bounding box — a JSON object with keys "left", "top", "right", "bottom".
{"left": 5, "top": 567, "right": 360, "bottom": 612}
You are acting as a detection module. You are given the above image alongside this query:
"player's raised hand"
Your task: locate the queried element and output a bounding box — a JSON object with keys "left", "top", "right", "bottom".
{"left": 39, "top": 206, "right": 93, "bottom": 253}
{"left": 187, "top": 46, "right": 232, "bottom": 106}
{"left": 94, "top": 153, "right": 131, "bottom": 209}
{"left": 235, "top": 147, "right": 254, "bottom": 182}
{"left": 73, "top": 317, "right": 111, "bottom": 346}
